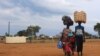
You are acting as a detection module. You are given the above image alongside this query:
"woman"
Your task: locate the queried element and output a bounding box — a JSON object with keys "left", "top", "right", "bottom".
{"left": 61, "top": 28, "right": 75, "bottom": 56}
{"left": 59, "top": 15, "right": 75, "bottom": 56}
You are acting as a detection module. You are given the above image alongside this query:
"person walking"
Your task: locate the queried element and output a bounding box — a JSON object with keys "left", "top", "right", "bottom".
{"left": 60, "top": 16, "right": 75, "bottom": 56}
{"left": 75, "top": 22, "right": 85, "bottom": 56}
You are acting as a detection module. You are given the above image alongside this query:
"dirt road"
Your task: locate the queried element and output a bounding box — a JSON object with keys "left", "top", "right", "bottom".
{"left": 0, "top": 39, "right": 100, "bottom": 56}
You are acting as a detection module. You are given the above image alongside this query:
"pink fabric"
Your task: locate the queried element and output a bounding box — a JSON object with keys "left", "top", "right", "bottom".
{"left": 65, "top": 44, "right": 72, "bottom": 53}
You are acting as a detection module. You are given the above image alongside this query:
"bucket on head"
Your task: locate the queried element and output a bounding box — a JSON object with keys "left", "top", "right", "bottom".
{"left": 74, "top": 11, "right": 86, "bottom": 23}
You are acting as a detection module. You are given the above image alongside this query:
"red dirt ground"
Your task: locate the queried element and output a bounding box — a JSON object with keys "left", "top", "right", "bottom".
{"left": 0, "top": 39, "right": 100, "bottom": 56}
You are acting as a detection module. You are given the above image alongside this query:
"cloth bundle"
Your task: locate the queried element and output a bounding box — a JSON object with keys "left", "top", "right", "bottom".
{"left": 62, "top": 16, "right": 73, "bottom": 26}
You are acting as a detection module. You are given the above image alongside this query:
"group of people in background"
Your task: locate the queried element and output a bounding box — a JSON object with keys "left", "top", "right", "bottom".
{"left": 58, "top": 16, "right": 85, "bottom": 56}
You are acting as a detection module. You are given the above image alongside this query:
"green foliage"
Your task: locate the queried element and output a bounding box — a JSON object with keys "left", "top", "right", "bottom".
{"left": 17, "top": 25, "right": 41, "bottom": 37}
{"left": 5, "top": 32, "right": 9, "bottom": 36}
{"left": 27, "top": 25, "right": 41, "bottom": 36}
{"left": 94, "top": 23, "right": 100, "bottom": 31}
{"left": 94, "top": 23, "right": 100, "bottom": 36}
{"left": 17, "top": 30, "right": 27, "bottom": 36}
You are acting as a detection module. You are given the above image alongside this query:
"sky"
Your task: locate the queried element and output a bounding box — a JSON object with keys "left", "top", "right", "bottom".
{"left": 0, "top": 0, "right": 100, "bottom": 36}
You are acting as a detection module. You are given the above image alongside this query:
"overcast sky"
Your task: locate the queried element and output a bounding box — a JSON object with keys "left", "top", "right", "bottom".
{"left": 0, "top": 0, "right": 100, "bottom": 36}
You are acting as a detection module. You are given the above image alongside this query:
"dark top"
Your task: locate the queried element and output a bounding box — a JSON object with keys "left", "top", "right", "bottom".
{"left": 75, "top": 25, "right": 84, "bottom": 36}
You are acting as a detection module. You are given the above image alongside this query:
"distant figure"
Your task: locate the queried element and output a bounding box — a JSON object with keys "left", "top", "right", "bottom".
{"left": 75, "top": 22, "right": 85, "bottom": 56}
{"left": 60, "top": 16, "right": 75, "bottom": 56}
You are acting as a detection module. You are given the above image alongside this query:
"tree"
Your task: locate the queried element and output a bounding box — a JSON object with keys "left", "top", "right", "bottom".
{"left": 17, "top": 30, "right": 27, "bottom": 36}
{"left": 26, "top": 25, "right": 41, "bottom": 43}
{"left": 16, "top": 25, "right": 41, "bottom": 43}
{"left": 27, "top": 25, "right": 41, "bottom": 39}
{"left": 94, "top": 23, "right": 100, "bottom": 37}
{"left": 5, "top": 32, "right": 9, "bottom": 36}
{"left": 84, "top": 32, "right": 91, "bottom": 36}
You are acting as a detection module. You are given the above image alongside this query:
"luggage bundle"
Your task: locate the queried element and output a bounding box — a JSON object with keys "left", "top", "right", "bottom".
{"left": 74, "top": 11, "right": 86, "bottom": 23}
{"left": 62, "top": 16, "right": 73, "bottom": 26}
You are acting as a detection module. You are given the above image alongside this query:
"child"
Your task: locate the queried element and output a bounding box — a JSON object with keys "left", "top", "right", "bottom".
{"left": 75, "top": 22, "right": 85, "bottom": 56}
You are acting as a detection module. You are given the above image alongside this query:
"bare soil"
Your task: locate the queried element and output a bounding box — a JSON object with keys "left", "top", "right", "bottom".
{"left": 0, "top": 39, "right": 100, "bottom": 56}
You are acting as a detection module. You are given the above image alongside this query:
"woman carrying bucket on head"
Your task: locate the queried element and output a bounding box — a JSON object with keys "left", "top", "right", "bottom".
{"left": 74, "top": 11, "right": 86, "bottom": 56}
